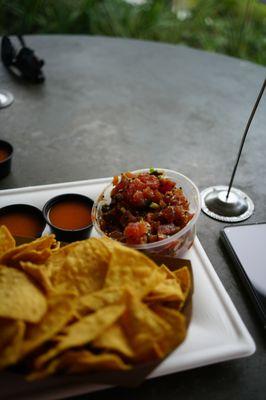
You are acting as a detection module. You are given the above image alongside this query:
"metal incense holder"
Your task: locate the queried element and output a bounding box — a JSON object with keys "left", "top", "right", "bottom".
{"left": 201, "top": 77, "right": 266, "bottom": 223}
{"left": 201, "top": 186, "right": 254, "bottom": 223}
{"left": 0, "top": 90, "right": 14, "bottom": 109}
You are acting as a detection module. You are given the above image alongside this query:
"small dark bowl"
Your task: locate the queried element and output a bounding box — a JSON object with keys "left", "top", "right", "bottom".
{"left": 0, "top": 204, "right": 46, "bottom": 238}
{"left": 43, "top": 193, "right": 94, "bottom": 242}
{"left": 0, "top": 140, "right": 13, "bottom": 179}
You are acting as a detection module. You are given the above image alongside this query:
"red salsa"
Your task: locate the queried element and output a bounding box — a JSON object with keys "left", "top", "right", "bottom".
{"left": 49, "top": 200, "right": 92, "bottom": 230}
{"left": 0, "top": 148, "right": 10, "bottom": 162}
{"left": 99, "top": 170, "right": 194, "bottom": 245}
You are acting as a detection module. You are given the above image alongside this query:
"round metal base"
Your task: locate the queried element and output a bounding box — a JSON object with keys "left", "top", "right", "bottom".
{"left": 201, "top": 186, "right": 254, "bottom": 222}
{"left": 0, "top": 90, "right": 14, "bottom": 109}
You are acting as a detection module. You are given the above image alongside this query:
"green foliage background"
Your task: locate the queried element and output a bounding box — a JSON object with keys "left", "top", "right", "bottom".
{"left": 0, "top": 0, "right": 266, "bottom": 65}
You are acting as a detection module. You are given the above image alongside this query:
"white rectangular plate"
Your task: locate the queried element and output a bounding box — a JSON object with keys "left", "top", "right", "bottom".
{"left": 0, "top": 178, "right": 255, "bottom": 400}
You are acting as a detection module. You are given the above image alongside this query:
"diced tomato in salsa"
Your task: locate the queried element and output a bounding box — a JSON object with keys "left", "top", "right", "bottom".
{"left": 159, "top": 178, "right": 176, "bottom": 194}
{"left": 99, "top": 170, "right": 193, "bottom": 245}
{"left": 124, "top": 221, "right": 150, "bottom": 244}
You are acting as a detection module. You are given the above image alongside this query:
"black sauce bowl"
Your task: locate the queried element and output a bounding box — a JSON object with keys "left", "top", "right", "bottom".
{"left": 0, "top": 140, "right": 13, "bottom": 179}
{"left": 0, "top": 204, "right": 46, "bottom": 238}
{"left": 43, "top": 193, "right": 94, "bottom": 242}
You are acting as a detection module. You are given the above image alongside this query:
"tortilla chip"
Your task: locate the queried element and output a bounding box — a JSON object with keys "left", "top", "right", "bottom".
{"left": 11, "top": 248, "right": 52, "bottom": 265}
{"left": 0, "top": 266, "right": 47, "bottom": 323}
{"left": 35, "top": 304, "right": 125, "bottom": 368}
{"left": 77, "top": 287, "right": 125, "bottom": 315}
{"left": 0, "top": 236, "right": 192, "bottom": 380}
{"left": 45, "top": 242, "right": 80, "bottom": 276}
{"left": 27, "top": 358, "right": 60, "bottom": 381}
{"left": 0, "top": 318, "right": 21, "bottom": 350}
{"left": 93, "top": 323, "right": 134, "bottom": 358}
{"left": 0, "top": 235, "right": 57, "bottom": 266}
{"left": 173, "top": 266, "right": 192, "bottom": 300}
{"left": 0, "top": 226, "right": 15, "bottom": 257}
{"left": 50, "top": 239, "right": 111, "bottom": 295}
{"left": 121, "top": 291, "right": 172, "bottom": 362}
{"left": 61, "top": 350, "right": 130, "bottom": 373}
{"left": 104, "top": 245, "right": 160, "bottom": 297}
{"left": 145, "top": 278, "right": 184, "bottom": 302}
{"left": 21, "top": 295, "right": 77, "bottom": 357}
{"left": 18, "top": 261, "right": 52, "bottom": 292}
{"left": 28, "top": 350, "right": 129, "bottom": 380}
{"left": 18, "top": 242, "right": 81, "bottom": 293}
{"left": 0, "top": 319, "right": 25, "bottom": 370}
{"left": 151, "top": 305, "right": 187, "bottom": 353}
{"left": 159, "top": 264, "right": 176, "bottom": 279}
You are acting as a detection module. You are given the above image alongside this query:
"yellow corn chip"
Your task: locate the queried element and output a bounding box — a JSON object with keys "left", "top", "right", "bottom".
{"left": 145, "top": 278, "right": 184, "bottom": 302}
{"left": 61, "top": 350, "right": 130, "bottom": 373}
{"left": 22, "top": 295, "right": 77, "bottom": 357}
{"left": 35, "top": 304, "right": 125, "bottom": 368}
{"left": 28, "top": 350, "right": 129, "bottom": 380}
{"left": 0, "top": 319, "right": 25, "bottom": 370}
{"left": 0, "top": 235, "right": 192, "bottom": 380}
{"left": 0, "top": 318, "right": 21, "bottom": 350}
{"left": 50, "top": 239, "right": 111, "bottom": 295}
{"left": 151, "top": 305, "right": 187, "bottom": 353}
{"left": 173, "top": 266, "right": 192, "bottom": 300}
{"left": 121, "top": 290, "right": 172, "bottom": 362}
{"left": 104, "top": 245, "right": 159, "bottom": 296}
{"left": 0, "top": 235, "right": 57, "bottom": 266}
{"left": 159, "top": 264, "right": 176, "bottom": 279}
{"left": 93, "top": 323, "right": 134, "bottom": 358}
{"left": 77, "top": 287, "right": 125, "bottom": 314}
{"left": 18, "top": 261, "right": 52, "bottom": 292}
{"left": 0, "top": 266, "right": 47, "bottom": 323}
{"left": 0, "top": 226, "right": 15, "bottom": 257}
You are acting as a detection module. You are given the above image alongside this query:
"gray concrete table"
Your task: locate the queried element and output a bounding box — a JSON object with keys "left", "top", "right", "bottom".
{"left": 1, "top": 36, "right": 265, "bottom": 400}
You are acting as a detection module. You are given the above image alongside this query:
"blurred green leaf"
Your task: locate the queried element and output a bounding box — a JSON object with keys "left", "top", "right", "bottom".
{"left": 0, "top": 0, "right": 265, "bottom": 65}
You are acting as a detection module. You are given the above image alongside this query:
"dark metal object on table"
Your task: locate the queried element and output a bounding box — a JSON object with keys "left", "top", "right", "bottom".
{"left": 1, "top": 36, "right": 45, "bottom": 83}
{"left": 0, "top": 89, "right": 14, "bottom": 108}
{"left": 201, "top": 78, "right": 266, "bottom": 222}
{"left": 201, "top": 185, "right": 254, "bottom": 222}
{"left": 0, "top": 139, "right": 13, "bottom": 178}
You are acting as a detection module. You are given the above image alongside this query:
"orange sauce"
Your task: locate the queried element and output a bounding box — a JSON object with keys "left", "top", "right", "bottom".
{"left": 49, "top": 200, "right": 92, "bottom": 230}
{"left": 0, "top": 148, "right": 10, "bottom": 162}
{"left": 0, "top": 212, "right": 43, "bottom": 238}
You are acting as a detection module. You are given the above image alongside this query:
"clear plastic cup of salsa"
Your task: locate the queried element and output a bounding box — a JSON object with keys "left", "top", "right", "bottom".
{"left": 92, "top": 169, "right": 201, "bottom": 257}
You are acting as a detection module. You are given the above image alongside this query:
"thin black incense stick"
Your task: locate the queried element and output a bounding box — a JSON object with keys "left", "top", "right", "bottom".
{"left": 226, "top": 78, "right": 266, "bottom": 200}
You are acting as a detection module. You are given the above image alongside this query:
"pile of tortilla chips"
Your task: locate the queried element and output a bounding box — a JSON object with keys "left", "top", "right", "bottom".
{"left": 0, "top": 225, "right": 192, "bottom": 381}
